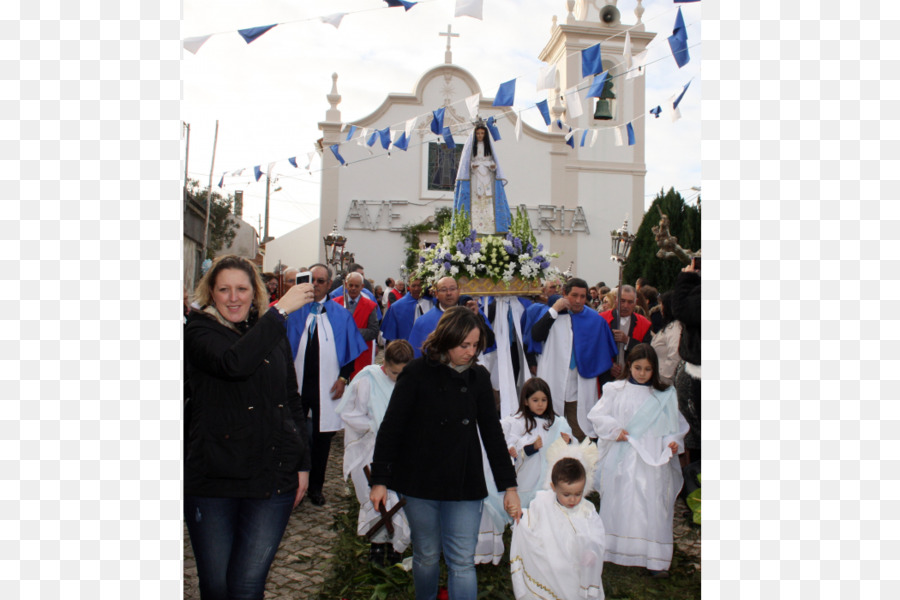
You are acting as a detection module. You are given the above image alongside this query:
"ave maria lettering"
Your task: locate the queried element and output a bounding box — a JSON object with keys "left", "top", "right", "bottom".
{"left": 343, "top": 200, "right": 591, "bottom": 235}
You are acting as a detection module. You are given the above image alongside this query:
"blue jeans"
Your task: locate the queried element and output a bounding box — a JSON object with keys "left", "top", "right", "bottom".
{"left": 403, "top": 496, "right": 483, "bottom": 600}
{"left": 184, "top": 492, "right": 294, "bottom": 600}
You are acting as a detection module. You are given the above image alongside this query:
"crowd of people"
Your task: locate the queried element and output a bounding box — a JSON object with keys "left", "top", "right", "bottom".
{"left": 184, "top": 255, "right": 701, "bottom": 600}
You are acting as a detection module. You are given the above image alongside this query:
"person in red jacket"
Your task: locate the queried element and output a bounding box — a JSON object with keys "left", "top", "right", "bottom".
{"left": 598, "top": 284, "right": 652, "bottom": 385}
{"left": 333, "top": 272, "right": 379, "bottom": 380}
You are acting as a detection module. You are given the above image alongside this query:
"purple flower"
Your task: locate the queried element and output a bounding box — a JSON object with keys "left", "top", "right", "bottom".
{"left": 473, "top": 242, "right": 482, "bottom": 252}
{"left": 444, "top": 253, "right": 452, "bottom": 261}
{"left": 456, "top": 242, "right": 464, "bottom": 252}
{"left": 514, "top": 238, "right": 522, "bottom": 252}
{"left": 526, "top": 243, "right": 533, "bottom": 254}
{"left": 537, "top": 243, "right": 543, "bottom": 252}
{"left": 443, "top": 261, "right": 452, "bottom": 271}
{"left": 541, "top": 261, "right": 550, "bottom": 269}
{"left": 419, "top": 256, "right": 426, "bottom": 263}
{"left": 533, "top": 256, "right": 543, "bottom": 264}
{"left": 470, "top": 229, "right": 477, "bottom": 238}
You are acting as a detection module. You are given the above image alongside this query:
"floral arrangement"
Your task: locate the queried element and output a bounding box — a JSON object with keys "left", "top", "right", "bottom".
{"left": 413, "top": 207, "right": 560, "bottom": 291}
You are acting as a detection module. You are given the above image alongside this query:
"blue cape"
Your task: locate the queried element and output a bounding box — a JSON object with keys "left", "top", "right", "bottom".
{"left": 380, "top": 293, "right": 419, "bottom": 341}
{"left": 285, "top": 299, "right": 367, "bottom": 366}
{"left": 568, "top": 308, "right": 618, "bottom": 377}
{"left": 521, "top": 302, "right": 551, "bottom": 354}
{"left": 328, "top": 286, "right": 382, "bottom": 320}
{"left": 408, "top": 306, "right": 496, "bottom": 358}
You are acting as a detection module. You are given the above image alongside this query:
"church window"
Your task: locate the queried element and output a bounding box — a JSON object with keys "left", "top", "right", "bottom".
{"left": 427, "top": 142, "right": 464, "bottom": 191}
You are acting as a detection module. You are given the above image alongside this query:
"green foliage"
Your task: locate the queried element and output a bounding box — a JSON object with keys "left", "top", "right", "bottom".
{"left": 686, "top": 474, "right": 701, "bottom": 525}
{"left": 623, "top": 188, "right": 701, "bottom": 292}
{"left": 186, "top": 178, "right": 241, "bottom": 259}
{"left": 509, "top": 206, "right": 537, "bottom": 247}
{"left": 401, "top": 207, "right": 453, "bottom": 274}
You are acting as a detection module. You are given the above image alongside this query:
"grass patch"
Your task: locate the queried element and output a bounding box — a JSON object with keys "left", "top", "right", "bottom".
{"left": 318, "top": 492, "right": 700, "bottom": 600}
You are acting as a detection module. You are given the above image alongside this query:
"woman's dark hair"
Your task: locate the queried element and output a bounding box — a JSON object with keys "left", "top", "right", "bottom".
{"left": 551, "top": 457, "right": 586, "bottom": 487}
{"left": 619, "top": 343, "right": 669, "bottom": 391}
{"left": 193, "top": 255, "right": 268, "bottom": 318}
{"left": 658, "top": 290, "right": 676, "bottom": 328}
{"left": 384, "top": 339, "right": 414, "bottom": 365}
{"left": 421, "top": 306, "right": 488, "bottom": 363}
{"left": 517, "top": 377, "right": 556, "bottom": 434}
{"left": 473, "top": 125, "right": 493, "bottom": 158}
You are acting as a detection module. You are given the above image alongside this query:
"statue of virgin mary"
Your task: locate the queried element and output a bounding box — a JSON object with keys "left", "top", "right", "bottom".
{"left": 452, "top": 122, "right": 512, "bottom": 235}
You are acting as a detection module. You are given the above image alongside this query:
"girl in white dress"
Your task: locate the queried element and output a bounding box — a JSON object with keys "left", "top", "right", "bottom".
{"left": 587, "top": 343, "right": 689, "bottom": 577}
{"left": 335, "top": 340, "right": 414, "bottom": 565}
{"left": 501, "top": 377, "right": 573, "bottom": 509}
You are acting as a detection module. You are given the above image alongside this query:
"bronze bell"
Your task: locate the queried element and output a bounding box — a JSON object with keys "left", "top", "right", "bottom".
{"left": 593, "top": 77, "right": 616, "bottom": 120}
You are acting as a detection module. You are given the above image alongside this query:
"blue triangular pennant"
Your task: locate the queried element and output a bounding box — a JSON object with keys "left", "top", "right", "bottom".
{"left": 393, "top": 132, "right": 409, "bottom": 151}
{"left": 492, "top": 79, "right": 516, "bottom": 107}
{"left": 581, "top": 43, "right": 603, "bottom": 78}
{"left": 442, "top": 126, "right": 455, "bottom": 149}
{"left": 329, "top": 144, "right": 345, "bottom": 165}
{"left": 378, "top": 127, "right": 392, "bottom": 149}
{"left": 254, "top": 165, "right": 263, "bottom": 182}
{"left": 485, "top": 116, "right": 501, "bottom": 141}
{"left": 649, "top": 106, "right": 662, "bottom": 119}
{"left": 217, "top": 173, "right": 224, "bottom": 188}
{"left": 586, "top": 71, "right": 609, "bottom": 98}
{"left": 626, "top": 123, "right": 635, "bottom": 146}
{"left": 384, "top": 0, "right": 416, "bottom": 10}
{"left": 668, "top": 7, "right": 690, "bottom": 68}
{"left": 237, "top": 24, "right": 277, "bottom": 44}
{"left": 431, "top": 108, "right": 445, "bottom": 135}
{"left": 366, "top": 131, "right": 378, "bottom": 147}
{"left": 345, "top": 125, "right": 358, "bottom": 141}
{"left": 565, "top": 127, "right": 575, "bottom": 148}
{"left": 673, "top": 80, "right": 692, "bottom": 110}
{"left": 536, "top": 99, "right": 551, "bottom": 126}
{"left": 288, "top": 156, "right": 298, "bottom": 167}
{"left": 580, "top": 130, "right": 589, "bottom": 147}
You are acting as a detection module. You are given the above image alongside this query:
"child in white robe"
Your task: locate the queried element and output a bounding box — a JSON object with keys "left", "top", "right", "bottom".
{"left": 587, "top": 343, "right": 690, "bottom": 577}
{"left": 501, "top": 377, "right": 573, "bottom": 509}
{"left": 510, "top": 439, "right": 605, "bottom": 599}
{"left": 335, "top": 340, "right": 414, "bottom": 565}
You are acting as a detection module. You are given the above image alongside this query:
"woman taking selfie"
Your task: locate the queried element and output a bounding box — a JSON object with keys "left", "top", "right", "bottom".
{"left": 184, "top": 255, "right": 314, "bottom": 600}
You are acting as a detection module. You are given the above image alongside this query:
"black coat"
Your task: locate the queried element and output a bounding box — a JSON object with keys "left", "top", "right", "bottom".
{"left": 370, "top": 356, "right": 517, "bottom": 501}
{"left": 671, "top": 271, "right": 701, "bottom": 366}
{"left": 184, "top": 308, "right": 311, "bottom": 498}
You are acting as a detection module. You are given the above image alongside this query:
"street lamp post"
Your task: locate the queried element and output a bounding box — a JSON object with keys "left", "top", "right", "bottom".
{"left": 323, "top": 222, "right": 348, "bottom": 273}
{"left": 610, "top": 217, "right": 636, "bottom": 367}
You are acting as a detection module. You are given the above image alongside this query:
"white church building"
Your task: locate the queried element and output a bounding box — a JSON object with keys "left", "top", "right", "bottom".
{"left": 267, "top": 1, "right": 656, "bottom": 286}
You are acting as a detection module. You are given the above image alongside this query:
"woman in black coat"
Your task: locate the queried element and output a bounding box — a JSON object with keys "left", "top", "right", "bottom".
{"left": 370, "top": 306, "right": 520, "bottom": 600}
{"left": 184, "top": 255, "right": 315, "bottom": 600}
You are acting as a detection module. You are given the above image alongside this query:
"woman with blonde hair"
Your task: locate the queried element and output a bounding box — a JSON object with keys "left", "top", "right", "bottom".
{"left": 185, "top": 255, "right": 315, "bottom": 599}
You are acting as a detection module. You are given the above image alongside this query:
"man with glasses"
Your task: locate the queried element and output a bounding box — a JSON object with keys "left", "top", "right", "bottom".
{"left": 285, "top": 264, "right": 367, "bottom": 506}
{"left": 407, "top": 277, "right": 462, "bottom": 358}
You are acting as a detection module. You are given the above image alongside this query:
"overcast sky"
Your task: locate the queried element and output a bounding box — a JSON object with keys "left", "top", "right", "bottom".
{"left": 182, "top": 0, "right": 701, "bottom": 239}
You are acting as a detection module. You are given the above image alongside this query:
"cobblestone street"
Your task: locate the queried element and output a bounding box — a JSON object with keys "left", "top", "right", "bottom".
{"left": 183, "top": 431, "right": 354, "bottom": 599}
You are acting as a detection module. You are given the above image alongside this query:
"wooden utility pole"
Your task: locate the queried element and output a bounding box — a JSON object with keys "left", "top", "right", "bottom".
{"left": 201, "top": 120, "right": 219, "bottom": 259}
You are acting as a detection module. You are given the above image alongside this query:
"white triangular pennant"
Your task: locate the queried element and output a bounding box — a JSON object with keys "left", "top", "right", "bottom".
{"left": 183, "top": 35, "right": 212, "bottom": 55}
{"left": 465, "top": 93, "right": 481, "bottom": 120}
{"left": 564, "top": 128, "right": 579, "bottom": 142}
{"left": 455, "top": 0, "right": 484, "bottom": 20}
{"left": 357, "top": 127, "right": 368, "bottom": 147}
{"left": 626, "top": 50, "right": 647, "bottom": 80}
{"left": 536, "top": 64, "right": 557, "bottom": 91}
{"left": 590, "top": 129, "right": 599, "bottom": 147}
{"left": 405, "top": 117, "right": 417, "bottom": 139}
{"left": 564, "top": 86, "right": 583, "bottom": 119}
{"left": 613, "top": 126, "right": 624, "bottom": 146}
{"left": 515, "top": 113, "right": 523, "bottom": 141}
{"left": 321, "top": 13, "right": 346, "bottom": 28}
{"left": 623, "top": 31, "right": 633, "bottom": 71}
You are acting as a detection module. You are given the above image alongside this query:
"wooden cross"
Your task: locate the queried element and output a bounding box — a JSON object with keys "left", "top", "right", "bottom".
{"left": 362, "top": 465, "right": 407, "bottom": 540}
{"left": 439, "top": 24, "right": 460, "bottom": 64}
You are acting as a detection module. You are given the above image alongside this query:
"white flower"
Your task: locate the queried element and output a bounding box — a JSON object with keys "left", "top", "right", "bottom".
{"left": 450, "top": 265, "right": 459, "bottom": 275}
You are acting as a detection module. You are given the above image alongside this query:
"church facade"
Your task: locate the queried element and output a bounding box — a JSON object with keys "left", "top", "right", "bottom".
{"left": 313, "top": 3, "right": 655, "bottom": 286}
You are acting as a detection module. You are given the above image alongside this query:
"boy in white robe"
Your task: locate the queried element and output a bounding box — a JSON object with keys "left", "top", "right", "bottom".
{"left": 510, "top": 438, "right": 605, "bottom": 599}
{"left": 334, "top": 340, "right": 414, "bottom": 564}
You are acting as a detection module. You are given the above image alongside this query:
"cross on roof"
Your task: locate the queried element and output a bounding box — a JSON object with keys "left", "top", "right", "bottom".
{"left": 439, "top": 24, "right": 460, "bottom": 64}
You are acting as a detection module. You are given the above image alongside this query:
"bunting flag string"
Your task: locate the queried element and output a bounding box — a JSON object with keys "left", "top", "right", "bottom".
{"left": 237, "top": 24, "right": 277, "bottom": 44}
{"left": 203, "top": 7, "right": 700, "bottom": 181}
